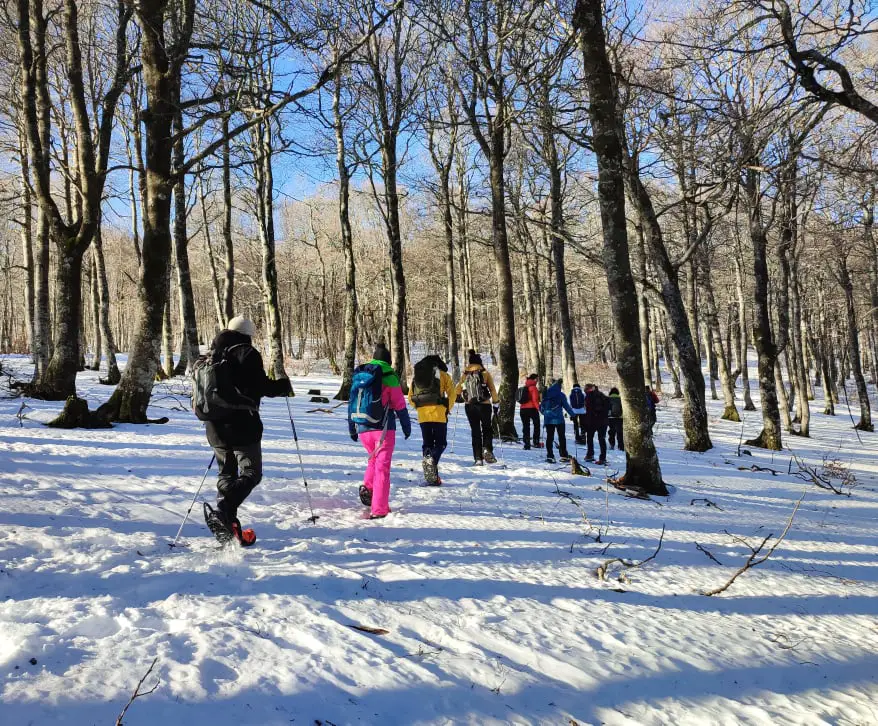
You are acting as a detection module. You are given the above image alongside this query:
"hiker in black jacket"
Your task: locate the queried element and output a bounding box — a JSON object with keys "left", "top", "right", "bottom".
{"left": 583, "top": 384, "right": 609, "bottom": 465}
{"left": 203, "top": 316, "right": 291, "bottom": 540}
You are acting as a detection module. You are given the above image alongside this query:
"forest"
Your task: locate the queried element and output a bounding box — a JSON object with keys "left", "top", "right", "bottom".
{"left": 0, "top": 0, "right": 876, "bottom": 494}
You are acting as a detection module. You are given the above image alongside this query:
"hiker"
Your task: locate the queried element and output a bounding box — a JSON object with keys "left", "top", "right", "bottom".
{"left": 409, "top": 354, "right": 455, "bottom": 485}
{"left": 517, "top": 373, "right": 541, "bottom": 450}
{"left": 348, "top": 344, "right": 411, "bottom": 519}
{"left": 584, "top": 383, "right": 610, "bottom": 465}
{"left": 196, "top": 315, "right": 292, "bottom": 545}
{"left": 569, "top": 382, "right": 587, "bottom": 444}
{"left": 645, "top": 385, "right": 659, "bottom": 431}
{"left": 539, "top": 378, "right": 576, "bottom": 464}
{"left": 608, "top": 386, "right": 624, "bottom": 451}
{"left": 457, "top": 349, "right": 499, "bottom": 465}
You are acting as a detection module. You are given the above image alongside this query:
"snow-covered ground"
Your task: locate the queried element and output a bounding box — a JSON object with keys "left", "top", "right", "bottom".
{"left": 1, "top": 355, "right": 877, "bottom": 725}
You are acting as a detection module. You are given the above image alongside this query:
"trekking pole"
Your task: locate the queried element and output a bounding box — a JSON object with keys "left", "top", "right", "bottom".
{"left": 450, "top": 401, "right": 461, "bottom": 454}
{"left": 169, "top": 453, "right": 215, "bottom": 549}
{"left": 285, "top": 396, "right": 320, "bottom": 523}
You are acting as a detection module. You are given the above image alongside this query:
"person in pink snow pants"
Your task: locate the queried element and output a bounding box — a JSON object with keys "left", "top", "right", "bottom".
{"left": 348, "top": 344, "right": 411, "bottom": 519}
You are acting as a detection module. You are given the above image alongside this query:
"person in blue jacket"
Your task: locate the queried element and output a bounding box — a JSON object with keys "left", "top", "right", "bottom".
{"left": 539, "top": 378, "right": 576, "bottom": 463}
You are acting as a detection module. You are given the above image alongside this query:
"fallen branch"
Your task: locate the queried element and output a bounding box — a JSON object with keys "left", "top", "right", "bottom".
{"left": 349, "top": 624, "right": 389, "bottom": 635}
{"left": 737, "top": 464, "right": 780, "bottom": 476}
{"left": 703, "top": 493, "right": 805, "bottom": 596}
{"left": 115, "top": 657, "right": 160, "bottom": 725}
{"left": 596, "top": 524, "right": 665, "bottom": 581}
{"left": 690, "top": 497, "right": 723, "bottom": 511}
{"left": 695, "top": 542, "right": 723, "bottom": 565}
{"left": 791, "top": 452, "right": 856, "bottom": 496}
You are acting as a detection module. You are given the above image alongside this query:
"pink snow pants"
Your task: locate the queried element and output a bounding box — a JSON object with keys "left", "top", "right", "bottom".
{"left": 360, "top": 429, "right": 396, "bottom": 516}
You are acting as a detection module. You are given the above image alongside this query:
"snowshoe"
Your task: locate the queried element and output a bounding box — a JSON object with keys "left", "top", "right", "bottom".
{"left": 483, "top": 449, "right": 497, "bottom": 464}
{"left": 422, "top": 454, "right": 439, "bottom": 485}
{"left": 359, "top": 485, "right": 373, "bottom": 507}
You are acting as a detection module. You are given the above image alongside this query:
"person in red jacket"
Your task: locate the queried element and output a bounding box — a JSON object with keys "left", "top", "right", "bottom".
{"left": 519, "top": 374, "right": 541, "bottom": 450}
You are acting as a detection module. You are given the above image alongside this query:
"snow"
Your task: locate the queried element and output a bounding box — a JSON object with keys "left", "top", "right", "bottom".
{"left": 1, "top": 355, "right": 878, "bottom": 725}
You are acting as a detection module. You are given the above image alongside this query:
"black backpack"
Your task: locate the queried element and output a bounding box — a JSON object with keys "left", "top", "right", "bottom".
{"left": 411, "top": 358, "right": 443, "bottom": 407}
{"left": 569, "top": 386, "right": 585, "bottom": 409}
{"left": 590, "top": 391, "right": 610, "bottom": 418}
{"left": 516, "top": 385, "right": 530, "bottom": 405}
{"left": 191, "top": 344, "right": 257, "bottom": 421}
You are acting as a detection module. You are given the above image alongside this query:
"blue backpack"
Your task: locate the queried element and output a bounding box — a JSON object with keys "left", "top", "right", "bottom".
{"left": 570, "top": 386, "right": 585, "bottom": 409}
{"left": 349, "top": 363, "right": 387, "bottom": 429}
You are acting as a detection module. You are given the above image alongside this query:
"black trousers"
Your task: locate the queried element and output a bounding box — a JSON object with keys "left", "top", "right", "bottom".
{"left": 586, "top": 423, "right": 608, "bottom": 460}
{"left": 545, "top": 422, "right": 569, "bottom": 459}
{"left": 520, "top": 408, "right": 541, "bottom": 446}
{"left": 465, "top": 403, "right": 493, "bottom": 460}
{"left": 213, "top": 442, "right": 263, "bottom": 520}
{"left": 608, "top": 418, "right": 624, "bottom": 451}
{"left": 420, "top": 422, "right": 448, "bottom": 464}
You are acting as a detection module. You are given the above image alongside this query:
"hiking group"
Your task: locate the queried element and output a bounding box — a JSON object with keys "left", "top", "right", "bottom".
{"left": 191, "top": 318, "right": 660, "bottom": 543}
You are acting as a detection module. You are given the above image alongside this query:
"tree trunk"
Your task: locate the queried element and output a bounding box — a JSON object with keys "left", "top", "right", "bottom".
{"left": 93, "top": 226, "right": 120, "bottom": 384}
{"left": 98, "top": 0, "right": 184, "bottom": 423}
{"left": 702, "top": 257, "right": 739, "bottom": 421}
{"left": 743, "top": 162, "right": 782, "bottom": 450}
{"left": 623, "top": 150, "right": 712, "bottom": 451}
{"left": 837, "top": 257, "right": 873, "bottom": 431}
{"left": 734, "top": 254, "right": 756, "bottom": 411}
{"left": 253, "top": 118, "right": 286, "bottom": 379}
{"left": 544, "top": 103, "right": 576, "bottom": 387}
{"left": 222, "top": 117, "right": 234, "bottom": 324}
{"left": 88, "top": 251, "right": 102, "bottom": 370}
{"left": 334, "top": 69, "right": 358, "bottom": 401}
{"left": 172, "top": 109, "right": 199, "bottom": 374}
{"left": 18, "top": 129, "right": 36, "bottom": 361}
{"left": 574, "top": 0, "right": 666, "bottom": 494}
{"left": 198, "top": 177, "right": 225, "bottom": 331}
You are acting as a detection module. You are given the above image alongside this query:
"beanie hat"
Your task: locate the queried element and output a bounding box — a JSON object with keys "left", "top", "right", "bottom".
{"left": 467, "top": 349, "right": 482, "bottom": 365}
{"left": 373, "top": 343, "right": 392, "bottom": 364}
{"left": 228, "top": 315, "right": 256, "bottom": 337}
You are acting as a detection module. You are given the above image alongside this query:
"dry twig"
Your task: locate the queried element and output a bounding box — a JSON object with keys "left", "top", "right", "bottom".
{"left": 695, "top": 542, "right": 723, "bottom": 565}
{"left": 115, "top": 657, "right": 160, "bottom": 725}
{"left": 596, "top": 525, "right": 665, "bottom": 581}
{"left": 702, "top": 493, "right": 805, "bottom": 596}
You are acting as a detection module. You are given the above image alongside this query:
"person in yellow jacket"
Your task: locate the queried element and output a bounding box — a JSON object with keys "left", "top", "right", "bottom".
{"left": 456, "top": 349, "right": 499, "bottom": 465}
{"left": 409, "top": 354, "right": 456, "bottom": 485}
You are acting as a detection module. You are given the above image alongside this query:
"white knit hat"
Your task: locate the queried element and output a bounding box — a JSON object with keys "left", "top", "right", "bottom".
{"left": 228, "top": 315, "right": 256, "bottom": 337}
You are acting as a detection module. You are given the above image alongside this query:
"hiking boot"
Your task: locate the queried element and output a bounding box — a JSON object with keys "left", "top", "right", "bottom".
{"left": 596, "top": 458, "right": 607, "bottom": 466}
{"left": 359, "top": 485, "right": 373, "bottom": 506}
{"left": 230, "top": 520, "right": 256, "bottom": 547}
{"left": 483, "top": 449, "right": 497, "bottom": 464}
{"left": 422, "top": 454, "right": 439, "bottom": 485}
{"left": 523, "top": 443, "right": 531, "bottom": 451}
{"left": 559, "top": 455, "right": 571, "bottom": 463}
{"left": 427, "top": 476, "right": 443, "bottom": 487}
{"left": 472, "top": 459, "right": 484, "bottom": 467}
{"left": 585, "top": 456, "right": 595, "bottom": 463}
{"left": 534, "top": 442, "right": 544, "bottom": 449}
{"left": 369, "top": 513, "right": 388, "bottom": 520}
{"left": 546, "top": 455, "right": 556, "bottom": 464}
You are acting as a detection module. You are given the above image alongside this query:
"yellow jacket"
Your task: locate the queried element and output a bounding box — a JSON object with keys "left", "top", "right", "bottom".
{"left": 410, "top": 370, "right": 456, "bottom": 423}
{"left": 456, "top": 364, "right": 499, "bottom": 405}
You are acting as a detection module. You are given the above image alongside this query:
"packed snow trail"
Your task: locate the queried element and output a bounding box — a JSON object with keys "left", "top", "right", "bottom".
{"left": 1, "top": 357, "right": 878, "bottom": 725}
